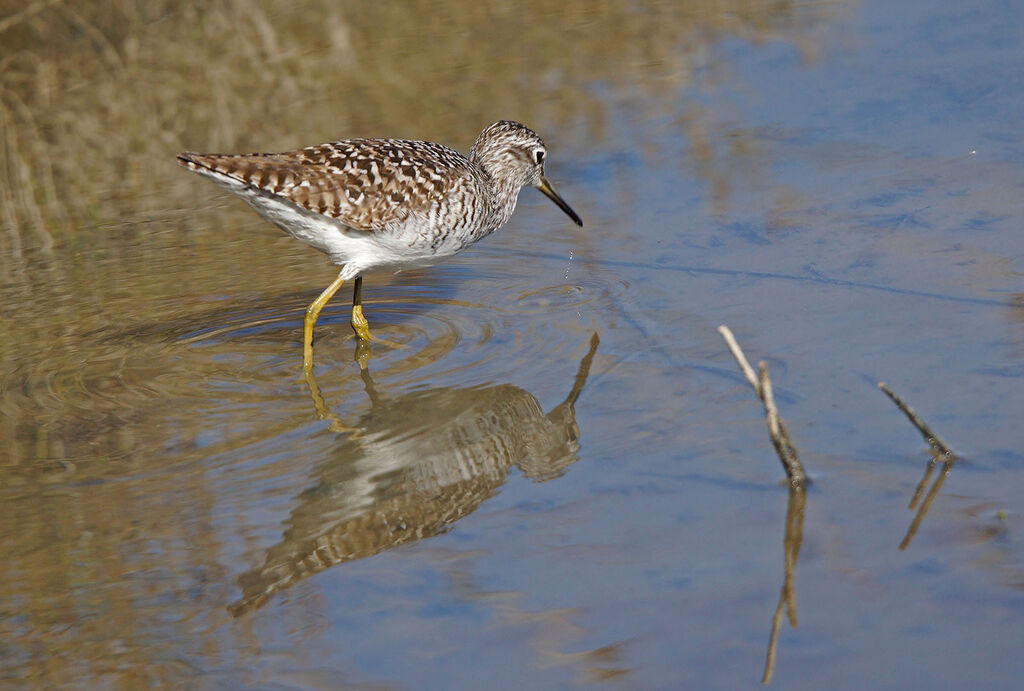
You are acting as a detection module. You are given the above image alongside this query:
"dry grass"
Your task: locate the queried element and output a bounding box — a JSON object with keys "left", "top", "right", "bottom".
{"left": 0, "top": 0, "right": 828, "bottom": 249}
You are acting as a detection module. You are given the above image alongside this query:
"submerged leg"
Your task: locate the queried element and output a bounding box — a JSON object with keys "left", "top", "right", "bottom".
{"left": 350, "top": 275, "right": 372, "bottom": 342}
{"left": 303, "top": 273, "right": 347, "bottom": 371}
{"left": 302, "top": 365, "right": 357, "bottom": 434}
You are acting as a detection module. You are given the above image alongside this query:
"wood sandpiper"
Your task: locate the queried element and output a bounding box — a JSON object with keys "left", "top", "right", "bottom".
{"left": 177, "top": 120, "right": 582, "bottom": 370}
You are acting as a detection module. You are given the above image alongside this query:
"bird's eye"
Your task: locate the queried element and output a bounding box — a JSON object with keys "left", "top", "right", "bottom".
{"left": 534, "top": 149, "right": 545, "bottom": 164}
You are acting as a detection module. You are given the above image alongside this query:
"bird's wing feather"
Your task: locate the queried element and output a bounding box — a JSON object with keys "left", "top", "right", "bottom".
{"left": 178, "top": 139, "right": 475, "bottom": 232}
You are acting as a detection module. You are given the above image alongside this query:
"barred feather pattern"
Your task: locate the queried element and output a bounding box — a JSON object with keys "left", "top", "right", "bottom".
{"left": 177, "top": 121, "right": 554, "bottom": 274}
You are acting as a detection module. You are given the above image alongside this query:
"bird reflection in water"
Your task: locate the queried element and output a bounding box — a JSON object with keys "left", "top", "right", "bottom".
{"left": 229, "top": 333, "right": 599, "bottom": 615}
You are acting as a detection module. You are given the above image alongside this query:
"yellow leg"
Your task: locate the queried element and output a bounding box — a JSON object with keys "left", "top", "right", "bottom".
{"left": 351, "top": 275, "right": 372, "bottom": 342}
{"left": 303, "top": 273, "right": 346, "bottom": 371}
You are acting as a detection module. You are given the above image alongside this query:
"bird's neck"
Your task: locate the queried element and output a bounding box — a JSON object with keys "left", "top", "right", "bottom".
{"left": 468, "top": 146, "right": 524, "bottom": 229}
{"left": 472, "top": 158, "right": 522, "bottom": 229}
{"left": 488, "top": 175, "right": 521, "bottom": 228}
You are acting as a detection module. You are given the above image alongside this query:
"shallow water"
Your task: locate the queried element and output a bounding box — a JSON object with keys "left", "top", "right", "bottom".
{"left": 2, "top": 0, "right": 1024, "bottom": 688}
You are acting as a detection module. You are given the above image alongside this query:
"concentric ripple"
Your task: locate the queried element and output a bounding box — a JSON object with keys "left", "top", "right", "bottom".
{"left": 1, "top": 266, "right": 623, "bottom": 486}
{"left": 164, "top": 269, "right": 623, "bottom": 389}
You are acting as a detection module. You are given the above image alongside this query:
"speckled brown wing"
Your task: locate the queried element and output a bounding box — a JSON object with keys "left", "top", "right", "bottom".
{"left": 178, "top": 138, "right": 475, "bottom": 232}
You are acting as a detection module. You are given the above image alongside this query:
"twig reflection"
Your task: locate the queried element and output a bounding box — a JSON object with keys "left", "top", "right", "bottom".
{"left": 899, "top": 457, "right": 953, "bottom": 550}
{"left": 762, "top": 486, "right": 806, "bottom": 685}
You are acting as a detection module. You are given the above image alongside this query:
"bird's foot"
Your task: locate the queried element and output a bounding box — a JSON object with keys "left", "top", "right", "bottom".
{"left": 351, "top": 305, "right": 372, "bottom": 342}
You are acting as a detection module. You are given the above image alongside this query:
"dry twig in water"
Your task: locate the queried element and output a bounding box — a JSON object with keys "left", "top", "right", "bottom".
{"left": 717, "top": 326, "right": 808, "bottom": 683}
{"left": 877, "top": 382, "right": 955, "bottom": 460}
{"left": 718, "top": 326, "right": 806, "bottom": 487}
{"left": 878, "top": 382, "right": 958, "bottom": 549}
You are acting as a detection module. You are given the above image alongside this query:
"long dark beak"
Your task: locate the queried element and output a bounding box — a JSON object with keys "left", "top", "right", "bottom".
{"left": 538, "top": 175, "right": 583, "bottom": 227}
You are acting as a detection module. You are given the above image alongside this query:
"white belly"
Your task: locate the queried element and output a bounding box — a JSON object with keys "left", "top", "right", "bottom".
{"left": 210, "top": 174, "right": 456, "bottom": 279}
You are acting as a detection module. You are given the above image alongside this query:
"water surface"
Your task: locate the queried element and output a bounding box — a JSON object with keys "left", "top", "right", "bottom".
{"left": 2, "top": 0, "right": 1023, "bottom": 688}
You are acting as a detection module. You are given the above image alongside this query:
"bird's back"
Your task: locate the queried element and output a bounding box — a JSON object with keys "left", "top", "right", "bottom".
{"left": 178, "top": 138, "right": 491, "bottom": 240}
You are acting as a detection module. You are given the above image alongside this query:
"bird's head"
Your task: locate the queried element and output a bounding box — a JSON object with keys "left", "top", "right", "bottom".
{"left": 470, "top": 120, "right": 582, "bottom": 227}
